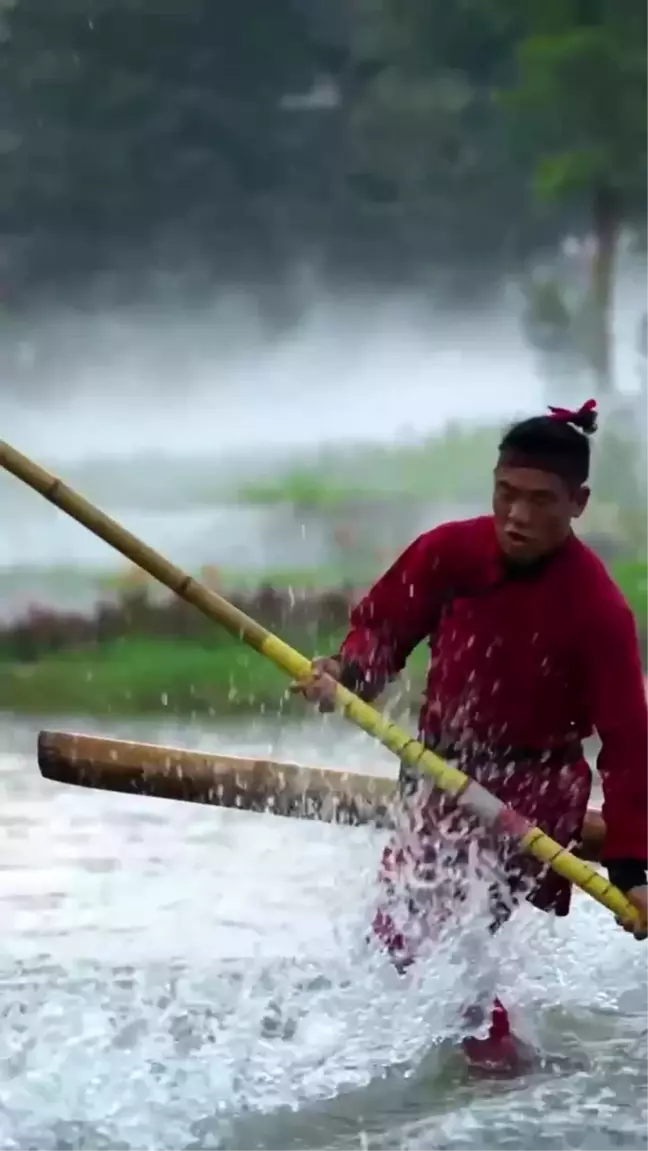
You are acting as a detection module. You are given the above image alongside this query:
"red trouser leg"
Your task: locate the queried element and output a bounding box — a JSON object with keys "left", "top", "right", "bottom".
{"left": 372, "top": 831, "right": 534, "bottom": 1071}
{"left": 462, "top": 998, "right": 536, "bottom": 1073}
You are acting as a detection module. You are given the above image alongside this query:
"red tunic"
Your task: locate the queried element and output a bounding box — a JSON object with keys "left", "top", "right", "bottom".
{"left": 338, "top": 516, "right": 647, "bottom": 946}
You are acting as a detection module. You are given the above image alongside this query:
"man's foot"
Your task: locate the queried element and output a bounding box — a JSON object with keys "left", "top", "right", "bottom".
{"left": 462, "top": 998, "right": 536, "bottom": 1076}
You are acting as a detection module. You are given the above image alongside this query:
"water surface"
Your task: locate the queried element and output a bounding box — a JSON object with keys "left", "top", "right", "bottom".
{"left": 1, "top": 713, "right": 646, "bottom": 1149}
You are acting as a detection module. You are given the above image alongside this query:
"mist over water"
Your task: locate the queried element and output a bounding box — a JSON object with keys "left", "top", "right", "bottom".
{"left": 0, "top": 286, "right": 536, "bottom": 586}
{"left": 2, "top": 288, "right": 546, "bottom": 463}
{"left": 1, "top": 270, "right": 644, "bottom": 610}
{"left": 2, "top": 254, "right": 645, "bottom": 467}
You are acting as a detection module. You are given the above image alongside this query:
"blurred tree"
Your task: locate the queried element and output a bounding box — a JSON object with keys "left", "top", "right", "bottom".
{"left": 0, "top": 0, "right": 643, "bottom": 313}
{"left": 498, "top": 0, "right": 646, "bottom": 394}
{"left": 334, "top": 0, "right": 543, "bottom": 273}
{"left": 493, "top": 0, "right": 647, "bottom": 550}
{"left": 1, "top": 0, "right": 318, "bottom": 295}
{"left": 0, "top": 4, "right": 435, "bottom": 377}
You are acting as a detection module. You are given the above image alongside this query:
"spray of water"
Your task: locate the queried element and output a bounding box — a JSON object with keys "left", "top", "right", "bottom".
{"left": 1, "top": 718, "right": 645, "bottom": 1150}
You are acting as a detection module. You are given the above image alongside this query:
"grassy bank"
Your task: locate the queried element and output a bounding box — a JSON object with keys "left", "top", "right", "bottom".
{"left": 0, "top": 637, "right": 324, "bottom": 717}
{"left": 236, "top": 424, "right": 500, "bottom": 507}
{"left": 0, "top": 558, "right": 644, "bottom": 719}
{"left": 0, "top": 633, "right": 432, "bottom": 718}
{"left": 36, "top": 424, "right": 501, "bottom": 511}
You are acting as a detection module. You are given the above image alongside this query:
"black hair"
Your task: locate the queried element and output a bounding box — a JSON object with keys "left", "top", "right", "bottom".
{"left": 497, "top": 401, "right": 598, "bottom": 486}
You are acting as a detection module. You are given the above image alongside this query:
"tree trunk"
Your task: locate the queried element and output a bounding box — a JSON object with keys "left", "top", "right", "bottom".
{"left": 589, "top": 184, "right": 619, "bottom": 394}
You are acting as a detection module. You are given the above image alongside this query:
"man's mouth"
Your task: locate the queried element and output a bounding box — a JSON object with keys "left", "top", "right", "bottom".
{"left": 504, "top": 529, "right": 531, "bottom": 547}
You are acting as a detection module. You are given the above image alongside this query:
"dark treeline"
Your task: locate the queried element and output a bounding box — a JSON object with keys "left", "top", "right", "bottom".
{"left": 1, "top": 563, "right": 645, "bottom": 665}
{"left": 0, "top": 586, "right": 354, "bottom": 661}
{"left": 0, "top": 0, "right": 645, "bottom": 309}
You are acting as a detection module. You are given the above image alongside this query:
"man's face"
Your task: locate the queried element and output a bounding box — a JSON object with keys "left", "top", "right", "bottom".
{"left": 492, "top": 465, "right": 589, "bottom": 563}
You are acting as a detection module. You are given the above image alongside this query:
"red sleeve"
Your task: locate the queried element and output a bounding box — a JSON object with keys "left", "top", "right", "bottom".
{"left": 580, "top": 590, "right": 648, "bottom": 861}
{"left": 337, "top": 524, "right": 456, "bottom": 699}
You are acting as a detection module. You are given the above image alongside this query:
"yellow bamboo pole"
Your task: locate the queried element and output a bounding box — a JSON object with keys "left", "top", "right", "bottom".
{"left": 0, "top": 439, "right": 639, "bottom": 930}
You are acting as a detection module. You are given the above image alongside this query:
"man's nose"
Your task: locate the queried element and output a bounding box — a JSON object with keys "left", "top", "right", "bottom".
{"left": 508, "top": 498, "right": 531, "bottom": 526}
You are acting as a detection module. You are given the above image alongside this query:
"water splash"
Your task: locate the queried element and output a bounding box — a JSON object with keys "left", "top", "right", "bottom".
{"left": 0, "top": 717, "right": 645, "bottom": 1149}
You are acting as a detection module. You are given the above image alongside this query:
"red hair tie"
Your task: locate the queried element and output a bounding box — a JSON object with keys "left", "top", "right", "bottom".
{"left": 547, "top": 398, "right": 597, "bottom": 423}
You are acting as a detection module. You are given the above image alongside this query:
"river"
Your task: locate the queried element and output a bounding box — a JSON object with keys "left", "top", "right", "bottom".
{"left": 1, "top": 711, "right": 646, "bottom": 1150}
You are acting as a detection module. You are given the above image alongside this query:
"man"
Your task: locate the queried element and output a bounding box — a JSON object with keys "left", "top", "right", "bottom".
{"left": 294, "top": 399, "right": 647, "bottom": 1071}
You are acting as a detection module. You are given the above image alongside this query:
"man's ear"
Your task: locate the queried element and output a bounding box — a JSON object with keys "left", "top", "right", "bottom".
{"left": 571, "top": 485, "right": 590, "bottom": 519}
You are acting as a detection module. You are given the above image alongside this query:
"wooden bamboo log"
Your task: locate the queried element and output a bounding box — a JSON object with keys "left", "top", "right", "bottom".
{"left": 37, "top": 731, "right": 397, "bottom": 827}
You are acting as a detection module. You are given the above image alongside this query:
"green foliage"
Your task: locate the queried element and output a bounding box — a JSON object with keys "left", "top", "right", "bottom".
{"left": 496, "top": 1, "right": 646, "bottom": 209}
{"left": 1, "top": 0, "right": 643, "bottom": 303}
{"left": 533, "top": 148, "right": 608, "bottom": 201}
{"left": 237, "top": 424, "right": 500, "bottom": 507}
{"left": 612, "top": 558, "right": 647, "bottom": 626}
{"left": 238, "top": 471, "right": 362, "bottom": 510}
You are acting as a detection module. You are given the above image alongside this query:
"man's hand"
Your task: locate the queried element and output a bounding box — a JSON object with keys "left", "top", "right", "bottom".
{"left": 620, "top": 886, "right": 648, "bottom": 940}
{"left": 289, "top": 656, "right": 342, "bottom": 713}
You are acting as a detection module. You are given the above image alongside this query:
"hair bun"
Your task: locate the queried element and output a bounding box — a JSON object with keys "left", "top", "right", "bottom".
{"left": 547, "top": 399, "right": 598, "bottom": 436}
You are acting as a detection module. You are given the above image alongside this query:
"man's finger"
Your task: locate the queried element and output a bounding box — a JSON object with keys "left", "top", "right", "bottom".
{"left": 317, "top": 697, "right": 337, "bottom": 713}
{"left": 289, "top": 675, "right": 333, "bottom": 701}
{"left": 289, "top": 677, "right": 317, "bottom": 696}
{"left": 616, "top": 914, "right": 647, "bottom": 940}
